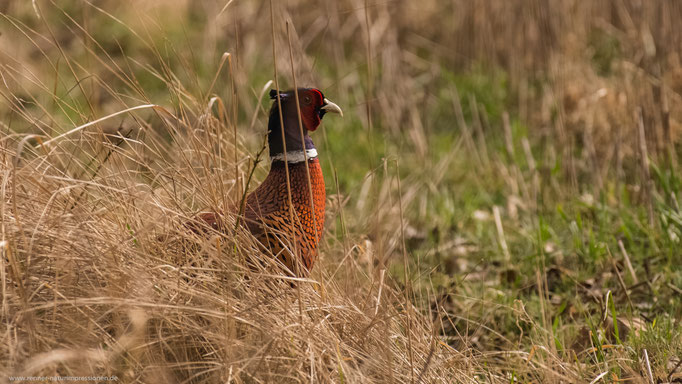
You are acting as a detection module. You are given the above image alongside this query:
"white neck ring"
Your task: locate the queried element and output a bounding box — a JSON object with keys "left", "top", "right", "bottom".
{"left": 271, "top": 148, "right": 318, "bottom": 163}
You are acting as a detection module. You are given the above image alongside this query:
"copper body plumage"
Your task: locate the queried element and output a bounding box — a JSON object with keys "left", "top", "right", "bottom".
{"left": 244, "top": 158, "right": 326, "bottom": 274}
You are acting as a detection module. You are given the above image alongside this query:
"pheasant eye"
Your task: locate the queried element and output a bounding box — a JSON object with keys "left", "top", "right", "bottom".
{"left": 303, "top": 95, "right": 312, "bottom": 105}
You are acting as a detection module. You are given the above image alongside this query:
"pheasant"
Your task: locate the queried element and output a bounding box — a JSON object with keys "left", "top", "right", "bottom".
{"left": 193, "top": 88, "right": 342, "bottom": 277}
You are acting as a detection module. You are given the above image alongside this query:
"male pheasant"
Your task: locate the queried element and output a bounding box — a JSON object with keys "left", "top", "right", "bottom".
{"left": 194, "top": 88, "right": 342, "bottom": 277}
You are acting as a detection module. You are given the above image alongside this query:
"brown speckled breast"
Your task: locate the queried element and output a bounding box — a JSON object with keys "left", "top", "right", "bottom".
{"left": 243, "top": 158, "right": 325, "bottom": 276}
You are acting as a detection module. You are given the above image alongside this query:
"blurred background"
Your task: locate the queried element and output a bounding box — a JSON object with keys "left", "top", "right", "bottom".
{"left": 2, "top": 0, "right": 682, "bottom": 382}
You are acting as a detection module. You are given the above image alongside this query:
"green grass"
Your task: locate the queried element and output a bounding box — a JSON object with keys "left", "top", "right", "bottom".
{"left": 317, "top": 59, "right": 682, "bottom": 377}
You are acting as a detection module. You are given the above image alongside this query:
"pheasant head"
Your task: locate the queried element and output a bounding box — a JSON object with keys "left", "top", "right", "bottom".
{"left": 267, "top": 88, "right": 342, "bottom": 162}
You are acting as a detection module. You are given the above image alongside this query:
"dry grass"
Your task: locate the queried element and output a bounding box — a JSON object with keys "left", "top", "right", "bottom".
{"left": 2, "top": 0, "right": 682, "bottom": 382}
{"left": 0, "top": 2, "right": 482, "bottom": 382}
{"left": 0, "top": 129, "right": 463, "bottom": 383}
{"left": 0, "top": 36, "right": 464, "bottom": 384}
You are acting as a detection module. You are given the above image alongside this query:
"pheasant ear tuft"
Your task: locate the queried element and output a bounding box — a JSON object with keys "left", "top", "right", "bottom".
{"left": 269, "top": 89, "right": 281, "bottom": 100}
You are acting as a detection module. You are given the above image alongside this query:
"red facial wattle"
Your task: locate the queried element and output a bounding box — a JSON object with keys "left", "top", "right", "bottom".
{"left": 301, "top": 89, "right": 324, "bottom": 131}
{"left": 303, "top": 107, "right": 322, "bottom": 131}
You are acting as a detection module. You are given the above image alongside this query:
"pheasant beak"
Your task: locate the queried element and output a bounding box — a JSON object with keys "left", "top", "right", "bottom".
{"left": 321, "top": 98, "right": 343, "bottom": 117}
